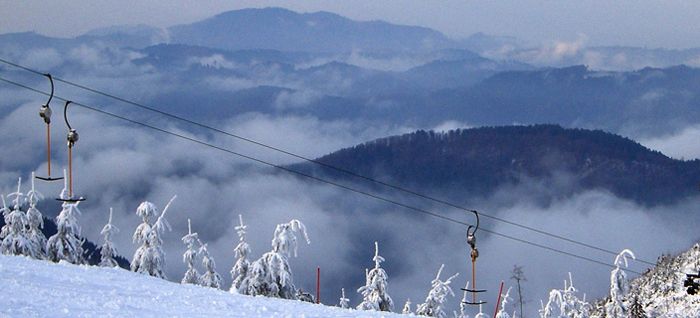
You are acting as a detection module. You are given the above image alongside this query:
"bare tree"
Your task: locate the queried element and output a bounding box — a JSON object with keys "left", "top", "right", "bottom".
{"left": 510, "top": 264, "right": 527, "bottom": 318}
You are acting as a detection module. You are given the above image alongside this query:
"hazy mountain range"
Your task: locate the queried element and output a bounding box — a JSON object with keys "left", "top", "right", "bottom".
{"left": 2, "top": 7, "right": 700, "bottom": 316}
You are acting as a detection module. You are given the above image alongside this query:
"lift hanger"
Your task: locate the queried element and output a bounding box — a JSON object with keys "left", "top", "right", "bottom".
{"left": 35, "top": 73, "right": 63, "bottom": 182}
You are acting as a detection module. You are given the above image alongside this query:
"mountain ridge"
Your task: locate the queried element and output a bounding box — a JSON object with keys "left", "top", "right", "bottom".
{"left": 294, "top": 125, "right": 700, "bottom": 206}
{"left": 168, "top": 7, "right": 453, "bottom": 53}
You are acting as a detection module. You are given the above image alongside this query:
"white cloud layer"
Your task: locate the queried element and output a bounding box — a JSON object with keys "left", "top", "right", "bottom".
{"left": 1, "top": 93, "right": 698, "bottom": 317}
{"left": 640, "top": 125, "right": 700, "bottom": 160}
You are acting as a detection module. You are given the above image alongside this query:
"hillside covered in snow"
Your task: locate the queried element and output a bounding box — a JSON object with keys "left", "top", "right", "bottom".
{"left": 0, "top": 254, "right": 406, "bottom": 318}
{"left": 588, "top": 244, "right": 700, "bottom": 317}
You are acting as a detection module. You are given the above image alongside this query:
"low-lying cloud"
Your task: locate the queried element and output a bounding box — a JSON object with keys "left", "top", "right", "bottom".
{"left": 1, "top": 91, "right": 698, "bottom": 317}
{"left": 639, "top": 124, "right": 700, "bottom": 160}
{"left": 2, "top": 38, "right": 700, "bottom": 318}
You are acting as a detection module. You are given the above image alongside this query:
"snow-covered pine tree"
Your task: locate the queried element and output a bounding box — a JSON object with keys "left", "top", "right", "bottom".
{"left": 356, "top": 241, "right": 394, "bottom": 312}
{"left": 605, "top": 249, "right": 635, "bottom": 318}
{"left": 561, "top": 274, "right": 590, "bottom": 318}
{"left": 415, "top": 264, "right": 459, "bottom": 318}
{"left": 198, "top": 238, "right": 222, "bottom": 289}
{"left": 1, "top": 178, "right": 33, "bottom": 257}
{"left": 230, "top": 214, "right": 251, "bottom": 294}
{"left": 181, "top": 218, "right": 199, "bottom": 284}
{"left": 455, "top": 281, "right": 470, "bottom": 318}
{"left": 473, "top": 304, "right": 487, "bottom": 318}
{"left": 494, "top": 287, "right": 513, "bottom": 318}
{"left": 99, "top": 208, "right": 120, "bottom": 267}
{"left": 131, "top": 196, "right": 175, "bottom": 278}
{"left": 46, "top": 171, "right": 85, "bottom": 264}
{"left": 25, "top": 173, "right": 47, "bottom": 259}
{"left": 357, "top": 268, "right": 371, "bottom": 309}
{"left": 540, "top": 290, "right": 562, "bottom": 318}
{"left": 339, "top": 288, "right": 350, "bottom": 309}
{"left": 247, "top": 219, "right": 310, "bottom": 299}
{"left": 628, "top": 295, "right": 647, "bottom": 318}
{"left": 132, "top": 201, "right": 156, "bottom": 271}
{"left": 539, "top": 273, "right": 591, "bottom": 318}
{"left": 296, "top": 289, "right": 315, "bottom": 303}
{"left": 0, "top": 195, "right": 9, "bottom": 240}
{"left": 402, "top": 299, "right": 413, "bottom": 314}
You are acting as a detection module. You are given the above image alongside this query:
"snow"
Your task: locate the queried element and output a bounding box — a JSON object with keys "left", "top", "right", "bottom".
{"left": 589, "top": 244, "right": 700, "bottom": 317}
{"left": 0, "top": 254, "right": 408, "bottom": 317}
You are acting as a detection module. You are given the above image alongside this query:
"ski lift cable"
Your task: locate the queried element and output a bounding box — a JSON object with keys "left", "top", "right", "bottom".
{"left": 0, "top": 75, "right": 646, "bottom": 275}
{"left": 0, "top": 57, "right": 659, "bottom": 267}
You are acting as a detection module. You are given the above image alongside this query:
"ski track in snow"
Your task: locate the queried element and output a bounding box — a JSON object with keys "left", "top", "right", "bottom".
{"left": 0, "top": 255, "right": 406, "bottom": 318}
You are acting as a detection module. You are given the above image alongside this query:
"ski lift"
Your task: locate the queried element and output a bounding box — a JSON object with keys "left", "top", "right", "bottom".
{"left": 685, "top": 272, "right": 700, "bottom": 295}
{"left": 35, "top": 73, "right": 64, "bottom": 182}
{"left": 56, "top": 100, "right": 85, "bottom": 203}
{"left": 462, "top": 209, "right": 487, "bottom": 306}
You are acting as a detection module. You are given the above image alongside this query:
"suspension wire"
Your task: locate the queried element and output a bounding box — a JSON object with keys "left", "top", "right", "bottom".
{"left": 0, "top": 57, "right": 659, "bottom": 267}
{"left": 0, "top": 75, "right": 648, "bottom": 275}
{"left": 0, "top": 58, "right": 660, "bottom": 267}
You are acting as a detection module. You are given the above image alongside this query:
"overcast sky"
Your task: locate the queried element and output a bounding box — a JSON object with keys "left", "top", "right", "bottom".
{"left": 2, "top": 0, "right": 699, "bottom": 49}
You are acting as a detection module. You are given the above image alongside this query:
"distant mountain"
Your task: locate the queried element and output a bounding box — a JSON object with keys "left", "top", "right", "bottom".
{"left": 0, "top": 32, "right": 75, "bottom": 54}
{"left": 0, "top": 26, "right": 166, "bottom": 55}
{"left": 504, "top": 45, "right": 700, "bottom": 71}
{"left": 428, "top": 65, "right": 700, "bottom": 136}
{"left": 168, "top": 7, "right": 453, "bottom": 53}
{"left": 456, "top": 32, "right": 527, "bottom": 54}
{"left": 404, "top": 54, "right": 533, "bottom": 89}
{"left": 4, "top": 27, "right": 700, "bottom": 137}
{"left": 294, "top": 125, "right": 700, "bottom": 205}
{"left": 77, "top": 24, "right": 169, "bottom": 49}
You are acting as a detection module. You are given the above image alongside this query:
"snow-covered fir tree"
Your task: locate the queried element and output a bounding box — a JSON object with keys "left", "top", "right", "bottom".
{"left": 402, "top": 299, "right": 413, "bottom": 314}
{"left": 473, "top": 304, "right": 487, "bottom": 318}
{"left": 628, "top": 295, "right": 647, "bottom": 318}
{"left": 339, "top": 288, "right": 350, "bottom": 309}
{"left": 0, "top": 195, "right": 9, "bottom": 240}
{"left": 605, "top": 249, "right": 635, "bottom": 318}
{"left": 198, "top": 238, "right": 222, "bottom": 289}
{"left": 132, "top": 201, "right": 157, "bottom": 273}
{"left": 296, "top": 289, "right": 315, "bottom": 303}
{"left": 230, "top": 214, "right": 251, "bottom": 294}
{"left": 99, "top": 208, "right": 120, "bottom": 267}
{"left": 247, "top": 219, "right": 310, "bottom": 299}
{"left": 25, "top": 173, "right": 47, "bottom": 259}
{"left": 539, "top": 273, "right": 591, "bottom": 318}
{"left": 415, "top": 264, "right": 459, "bottom": 318}
{"left": 356, "top": 241, "right": 394, "bottom": 312}
{"left": 131, "top": 196, "right": 175, "bottom": 278}
{"left": 494, "top": 287, "right": 513, "bottom": 318}
{"left": 357, "top": 267, "right": 373, "bottom": 310}
{"left": 46, "top": 172, "right": 85, "bottom": 264}
{"left": 1, "top": 178, "right": 34, "bottom": 257}
{"left": 455, "top": 281, "right": 471, "bottom": 318}
{"left": 181, "top": 218, "right": 199, "bottom": 284}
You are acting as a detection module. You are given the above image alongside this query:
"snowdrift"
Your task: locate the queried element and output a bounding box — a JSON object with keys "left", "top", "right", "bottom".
{"left": 0, "top": 255, "right": 405, "bottom": 317}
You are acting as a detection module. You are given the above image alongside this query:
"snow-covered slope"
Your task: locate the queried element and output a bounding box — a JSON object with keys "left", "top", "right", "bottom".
{"left": 590, "top": 243, "right": 700, "bottom": 317}
{"left": 0, "top": 255, "right": 405, "bottom": 318}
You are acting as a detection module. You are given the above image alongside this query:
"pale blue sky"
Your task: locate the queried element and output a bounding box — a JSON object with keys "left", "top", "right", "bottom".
{"left": 1, "top": 0, "right": 699, "bottom": 48}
